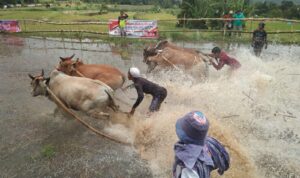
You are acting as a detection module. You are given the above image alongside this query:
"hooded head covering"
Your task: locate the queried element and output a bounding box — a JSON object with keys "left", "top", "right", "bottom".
{"left": 128, "top": 67, "right": 140, "bottom": 78}
{"left": 176, "top": 111, "right": 209, "bottom": 146}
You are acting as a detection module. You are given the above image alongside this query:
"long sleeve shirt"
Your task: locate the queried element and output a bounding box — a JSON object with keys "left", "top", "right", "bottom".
{"left": 211, "top": 51, "right": 241, "bottom": 70}
{"left": 132, "top": 77, "right": 165, "bottom": 109}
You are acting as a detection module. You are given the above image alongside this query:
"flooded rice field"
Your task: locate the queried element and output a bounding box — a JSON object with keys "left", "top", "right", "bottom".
{"left": 0, "top": 35, "right": 299, "bottom": 178}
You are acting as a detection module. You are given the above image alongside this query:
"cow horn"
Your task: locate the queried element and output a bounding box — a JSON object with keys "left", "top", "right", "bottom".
{"left": 41, "top": 69, "right": 44, "bottom": 76}
{"left": 45, "top": 77, "right": 50, "bottom": 85}
{"left": 60, "top": 57, "right": 65, "bottom": 61}
{"left": 76, "top": 58, "right": 79, "bottom": 62}
{"left": 28, "top": 73, "right": 34, "bottom": 80}
{"left": 70, "top": 54, "right": 75, "bottom": 59}
{"left": 155, "top": 40, "right": 168, "bottom": 49}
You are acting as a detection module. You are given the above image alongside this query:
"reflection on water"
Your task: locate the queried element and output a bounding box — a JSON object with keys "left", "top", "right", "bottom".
{"left": 0, "top": 35, "right": 299, "bottom": 178}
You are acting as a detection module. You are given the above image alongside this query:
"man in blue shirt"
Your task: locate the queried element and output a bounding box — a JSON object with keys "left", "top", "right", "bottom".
{"left": 233, "top": 10, "right": 245, "bottom": 37}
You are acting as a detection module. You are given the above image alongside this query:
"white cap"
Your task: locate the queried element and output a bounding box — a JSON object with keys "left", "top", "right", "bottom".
{"left": 129, "top": 67, "right": 140, "bottom": 78}
{"left": 229, "top": 10, "right": 233, "bottom": 14}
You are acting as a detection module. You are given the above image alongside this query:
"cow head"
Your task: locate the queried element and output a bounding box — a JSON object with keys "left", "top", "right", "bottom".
{"left": 143, "top": 40, "right": 168, "bottom": 63}
{"left": 143, "top": 46, "right": 157, "bottom": 63}
{"left": 57, "top": 54, "right": 83, "bottom": 76}
{"left": 143, "top": 47, "right": 158, "bottom": 72}
{"left": 28, "top": 69, "right": 50, "bottom": 97}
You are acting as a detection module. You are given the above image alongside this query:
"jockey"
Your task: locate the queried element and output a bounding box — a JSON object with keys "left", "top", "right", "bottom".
{"left": 208, "top": 47, "right": 241, "bottom": 71}
{"left": 127, "top": 67, "right": 167, "bottom": 116}
{"left": 173, "top": 111, "right": 230, "bottom": 178}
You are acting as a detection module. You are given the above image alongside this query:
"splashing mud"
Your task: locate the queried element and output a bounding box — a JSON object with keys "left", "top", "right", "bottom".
{"left": 1, "top": 36, "right": 299, "bottom": 177}
{"left": 108, "top": 44, "right": 300, "bottom": 178}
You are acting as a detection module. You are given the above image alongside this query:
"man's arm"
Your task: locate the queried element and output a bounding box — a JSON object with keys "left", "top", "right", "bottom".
{"left": 130, "top": 84, "right": 144, "bottom": 115}
{"left": 211, "top": 59, "right": 225, "bottom": 70}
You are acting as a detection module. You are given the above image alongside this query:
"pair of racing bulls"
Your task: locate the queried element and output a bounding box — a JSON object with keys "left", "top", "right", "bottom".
{"left": 28, "top": 41, "right": 208, "bottom": 118}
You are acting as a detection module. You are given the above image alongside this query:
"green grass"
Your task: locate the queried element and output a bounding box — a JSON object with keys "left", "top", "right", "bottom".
{"left": 41, "top": 144, "right": 55, "bottom": 159}
{"left": 1, "top": 8, "right": 299, "bottom": 44}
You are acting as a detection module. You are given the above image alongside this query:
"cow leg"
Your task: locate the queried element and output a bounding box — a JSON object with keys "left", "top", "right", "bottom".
{"left": 147, "top": 61, "right": 157, "bottom": 73}
{"left": 104, "top": 90, "right": 119, "bottom": 112}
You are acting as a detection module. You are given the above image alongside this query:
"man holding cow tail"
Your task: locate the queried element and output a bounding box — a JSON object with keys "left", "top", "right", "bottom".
{"left": 126, "top": 67, "right": 167, "bottom": 117}
{"left": 207, "top": 47, "right": 241, "bottom": 71}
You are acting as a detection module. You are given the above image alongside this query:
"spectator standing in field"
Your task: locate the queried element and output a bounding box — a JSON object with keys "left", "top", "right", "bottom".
{"left": 223, "top": 10, "right": 233, "bottom": 36}
{"left": 118, "top": 11, "right": 128, "bottom": 37}
{"left": 252, "top": 22, "right": 268, "bottom": 57}
{"left": 233, "top": 10, "right": 245, "bottom": 37}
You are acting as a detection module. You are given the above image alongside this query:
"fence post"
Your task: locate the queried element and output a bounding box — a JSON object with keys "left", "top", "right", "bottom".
{"left": 223, "top": 18, "right": 226, "bottom": 38}
{"left": 183, "top": 13, "right": 186, "bottom": 29}
{"left": 250, "top": 18, "right": 253, "bottom": 38}
{"left": 23, "top": 18, "right": 27, "bottom": 32}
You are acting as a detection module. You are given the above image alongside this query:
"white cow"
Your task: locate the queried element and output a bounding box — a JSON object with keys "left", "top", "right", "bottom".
{"left": 28, "top": 69, "right": 118, "bottom": 118}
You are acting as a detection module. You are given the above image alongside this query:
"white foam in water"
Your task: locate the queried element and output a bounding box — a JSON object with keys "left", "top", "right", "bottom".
{"left": 125, "top": 44, "right": 300, "bottom": 178}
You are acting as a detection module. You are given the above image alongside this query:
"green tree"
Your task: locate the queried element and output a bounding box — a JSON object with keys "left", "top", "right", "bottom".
{"left": 177, "top": 0, "right": 221, "bottom": 29}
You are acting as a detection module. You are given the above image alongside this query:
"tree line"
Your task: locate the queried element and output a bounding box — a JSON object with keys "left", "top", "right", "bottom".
{"left": 1, "top": 0, "right": 299, "bottom": 20}
{"left": 177, "top": 0, "right": 300, "bottom": 28}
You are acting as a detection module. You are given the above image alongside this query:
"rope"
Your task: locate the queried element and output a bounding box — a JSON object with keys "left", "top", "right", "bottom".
{"left": 45, "top": 86, "right": 131, "bottom": 145}
{"left": 161, "top": 55, "right": 182, "bottom": 71}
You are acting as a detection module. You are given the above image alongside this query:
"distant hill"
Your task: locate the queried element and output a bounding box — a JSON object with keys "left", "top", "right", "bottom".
{"left": 250, "top": 0, "right": 300, "bottom": 5}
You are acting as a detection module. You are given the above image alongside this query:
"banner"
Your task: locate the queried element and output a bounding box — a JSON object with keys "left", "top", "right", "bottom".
{"left": 109, "top": 20, "right": 158, "bottom": 38}
{"left": 0, "top": 20, "right": 21, "bottom": 32}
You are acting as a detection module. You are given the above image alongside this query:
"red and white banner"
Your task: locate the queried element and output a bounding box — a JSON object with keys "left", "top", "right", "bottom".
{"left": 109, "top": 20, "right": 158, "bottom": 38}
{"left": 0, "top": 20, "right": 21, "bottom": 32}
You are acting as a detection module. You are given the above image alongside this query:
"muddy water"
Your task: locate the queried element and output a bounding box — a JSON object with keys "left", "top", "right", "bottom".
{"left": 0, "top": 35, "right": 151, "bottom": 178}
{"left": 0, "top": 35, "right": 299, "bottom": 178}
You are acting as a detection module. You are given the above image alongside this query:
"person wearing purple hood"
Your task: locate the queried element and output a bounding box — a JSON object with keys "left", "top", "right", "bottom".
{"left": 173, "top": 111, "right": 230, "bottom": 178}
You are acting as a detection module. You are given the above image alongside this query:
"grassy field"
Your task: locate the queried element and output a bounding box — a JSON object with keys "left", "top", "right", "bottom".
{"left": 0, "top": 7, "right": 299, "bottom": 44}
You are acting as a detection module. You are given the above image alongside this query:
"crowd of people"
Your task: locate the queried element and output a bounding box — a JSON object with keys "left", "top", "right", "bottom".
{"left": 222, "top": 10, "right": 268, "bottom": 57}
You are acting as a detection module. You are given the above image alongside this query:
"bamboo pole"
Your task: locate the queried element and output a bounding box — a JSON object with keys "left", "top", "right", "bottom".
{"left": 11, "top": 18, "right": 300, "bottom": 24}
{"left": 23, "top": 18, "right": 27, "bottom": 32}
{"left": 14, "top": 29, "right": 300, "bottom": 35}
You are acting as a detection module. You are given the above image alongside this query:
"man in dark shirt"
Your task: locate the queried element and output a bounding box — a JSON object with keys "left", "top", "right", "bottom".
{"left": 252, "top": 22, "right": 268, "bottom": 57}
{"left": 127, "top": 67, "right": 167, "bottom": 116}
{"left": 118, "top": 11, "right": 128, "bottom": 37}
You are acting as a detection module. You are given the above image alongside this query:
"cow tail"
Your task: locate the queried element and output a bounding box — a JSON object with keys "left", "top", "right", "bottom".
{"left": 121, "top": 73, "right": 126, "bottom": 86}
{"left": 105, "top": 90, "right": 118, "bottom": 111}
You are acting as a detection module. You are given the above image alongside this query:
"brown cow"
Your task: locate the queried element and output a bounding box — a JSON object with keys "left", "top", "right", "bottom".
{"left": 143, "top": 41, "right": 209, "bottom": 78}
{"left": 57, "top": 54, "right": 126, "bottom": 90}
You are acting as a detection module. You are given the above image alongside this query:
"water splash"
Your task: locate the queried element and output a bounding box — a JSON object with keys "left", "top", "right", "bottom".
{"left": 106, "top": 44, "right": 300, "bottom": 178}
